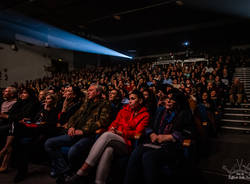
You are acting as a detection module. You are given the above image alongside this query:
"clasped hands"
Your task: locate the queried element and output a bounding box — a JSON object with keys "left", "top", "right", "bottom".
{"left": 109, "top": 127, "right": 123, "bottom": 136}
{"left": 150, "top": 133, "right": 176, "bottom": 144}
{"left": 67, "top": 127, "right": 83, "bottom": 136}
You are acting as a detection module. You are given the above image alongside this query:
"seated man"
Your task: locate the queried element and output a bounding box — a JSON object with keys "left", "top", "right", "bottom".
{"left": 44, "top": 83, "right": 111, "bottom": 180}
{"left": 0, "top": 86, "right": 17, "bottom": 138}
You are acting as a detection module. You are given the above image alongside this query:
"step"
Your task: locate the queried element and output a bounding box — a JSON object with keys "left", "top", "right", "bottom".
{"left": 221, "top": 118, "right": 250, "bottom": 123}
{"left": 224, "top": 108, "right": 250, "bottom": 114}
{"left": 223, "top": 113, "right": 250, "bottom": 121}
{"left": 221, "top": 126, "right": 250, "bottom": 133}
{"left": 235, "top": 68, "right": 250, "bottom": 70}
{"left": 234, "top": 76, "right": 250, "bottom": 77}
{"left": 223, "top": 113, "right": 250, "bottom": 116}
{"left": 236, "top": 75, "right": 250, "bottom": 77}
{"left": 225, "top": 103, "right": 250, "bottom": 108}
{"left": 235, "top": 73, "right": 250, "bottom": 74}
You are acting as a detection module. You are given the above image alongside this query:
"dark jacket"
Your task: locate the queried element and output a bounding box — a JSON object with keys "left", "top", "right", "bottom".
{"left": 8, "top": 99, "right": 39, "bottom": 123}
{"left": 58, "top": 101, "right": 82, "bottom": 125}
{"left": 145, "top": 106, "right": 193, "bottom": 148}
{"left": 67, "top": 99, "right": 112, "bottom": 136}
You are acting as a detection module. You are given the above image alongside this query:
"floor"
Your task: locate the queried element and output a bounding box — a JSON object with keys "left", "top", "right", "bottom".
{"left": 1, "top": 132, "right": 250, "bottom": 184}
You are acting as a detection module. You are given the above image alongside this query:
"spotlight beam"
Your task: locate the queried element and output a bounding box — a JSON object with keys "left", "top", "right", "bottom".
{"left": 0, "top": 11, "right": 132, "bottom": 59}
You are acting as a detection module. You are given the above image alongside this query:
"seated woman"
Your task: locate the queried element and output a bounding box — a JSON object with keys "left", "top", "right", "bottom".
{"left": 196, "top": 91, "right": 217, "bottom": 136}
{"left": 0, "top": 88, "right": 39, "bottom": 174}
{"left": 56, "top": 85, "right": 83, "bottom": 134}
{"left": 124, "top": 89, "right": 193, "bottom": 184}
{"left": 65, "top": 90, "right": 150, "bottom": 184}
{"left": 13, "top": 93, "right": 58, "bottom": 182}
{"left": 14, "top": 92, "right": 58, "bottom": 182}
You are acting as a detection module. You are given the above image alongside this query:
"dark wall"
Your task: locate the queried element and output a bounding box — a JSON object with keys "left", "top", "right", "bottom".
{"left": 73, "top": 51, "right": 100, "bottom": 68}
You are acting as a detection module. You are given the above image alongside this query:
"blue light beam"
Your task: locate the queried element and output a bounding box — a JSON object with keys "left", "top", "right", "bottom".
{"left": 0, "top": 11, "right": 132, "bottom": 59}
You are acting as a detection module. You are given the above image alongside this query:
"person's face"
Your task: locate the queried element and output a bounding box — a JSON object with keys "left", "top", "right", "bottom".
{"left": 185, "top": 88, "right": 191, "bottom": 95}
{"left": 38, "top": 91, "right": 46, "bottom": 102}
{"left": 163, "top": 97, "right": 176, "bottom": 110}
{"left": 64, "top": 87, "right": 75, "bottom": 99}
{"left": 157, "top": 90, "right": 164, "bottom": 98}
{"left": 234, "top": 78, "right": 239, "bottom": 85}
{"left": 45, "top": 95, "right": 53, "bottom": 105}
{"left": 201, "top": 77, "right": 205, "bottom": 82}
{"left": 211, "top": 90, "right": 216, "bottom": 97}
{"left": 215, "top": 76, "right": 220, "bottom": 82}
{"left": 143, "top": 91, "right": 150, "bottom": 100}
{"left": 202, "top": 93, "right": 208, "bottom": 100}
{"left": 87, "top": 85, "right": 98, "bottom": 100}
{"left": 3, "top": 87, "right": 13, "bottom": 99}
{"left": 207, "top": 82, "right": 213, "bottom": 89}
{"left": 20, "top": 90, "right": 30, "bottom": 100}
{"left": 129, "top": 94, "right": 140, "bottom": 109}
{"left": 109, "top": 90, "right": 118, "bottom": 101}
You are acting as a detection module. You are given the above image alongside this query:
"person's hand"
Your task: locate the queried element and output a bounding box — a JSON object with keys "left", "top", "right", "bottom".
{"left": 150, "top": 133, "right": 158, "bottom": 143}
{"left": 62, "top": 96, "right": 71, "bottom": 112}
{"left": 68, "top": 127, "right": 75, "bottom": 136}
{"left": 109, "top": 127, "right": 122, "bottom": 136}
{"left": 74, "top": 130, "right": 83, "bottom": 136}
{"left": 19, "top": 118, "right": 31, "bottom": 124}
{"left": 44, "top": 103, "right": 51, "bottom": 111}
{"left": 0, "top": 113, "right": 8, "bottom": 119}
{"left": 62, "top": 123, "right": 68, "bottom": 129}
{"left": 115, "top": 130, "right": 123, "bottom": 136}
{"left": 109, "top": 127, "right": 116, "bottom": 134}
{"left": 157, "top": 134, "right": 176, "bottom": 143}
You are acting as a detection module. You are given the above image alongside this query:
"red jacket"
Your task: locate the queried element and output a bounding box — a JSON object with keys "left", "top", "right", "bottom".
{"left": 108, "top": 104, "right": 150, "bottom": 148}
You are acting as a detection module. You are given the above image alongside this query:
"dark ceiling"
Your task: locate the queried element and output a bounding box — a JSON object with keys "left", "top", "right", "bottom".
{"left": 0, "top": 0, "right": 250, "bottom": 56}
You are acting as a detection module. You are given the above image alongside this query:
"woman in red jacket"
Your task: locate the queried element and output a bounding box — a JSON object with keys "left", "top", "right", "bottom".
{"left": 65, "top": 90, "right": 150, "bottom": 184}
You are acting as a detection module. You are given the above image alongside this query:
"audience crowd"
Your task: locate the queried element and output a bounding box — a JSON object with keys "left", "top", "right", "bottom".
{"left": 0, "top": 49, "right": 249, "bottom": 184}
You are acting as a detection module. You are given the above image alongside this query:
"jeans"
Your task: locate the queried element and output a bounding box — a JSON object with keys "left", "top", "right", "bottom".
{"left": 124, "top": 145, "right": 179, "bottom": 184}
{"left": 44, "top": 134, "right": 95, "bottom": 174}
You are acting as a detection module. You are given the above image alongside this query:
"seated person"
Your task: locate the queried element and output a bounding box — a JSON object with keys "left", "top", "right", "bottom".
{"left": 0, "top": 86, "right": 17, "bottom": 137}
{"left": 229, "top": 77, "right": 246, "bottom": 106}
{"left": 13, "top": 93, "right": 58, "bottom": 182}
{"left": 56, "top": 85, "right": 83, "bottom": 134}
{"left": 44, "top": 83, "right": 111, "bottom": 180}
{"left": 124, "top": 90, "right": 193, "bottom": 184}
{"left": 108, "top": 89, "right": 123, "bottom": 122}
{"left": 0, "top": 88, "right": 40, "bottom": 180}
{"left": 195, "top": 92, "right": 216, "bottom": 136}
{"left": 65, "top": 90, "right": 150, "bottom": 184}
{"left": 38, "top": 89, "right": 47, "bottom": 109}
